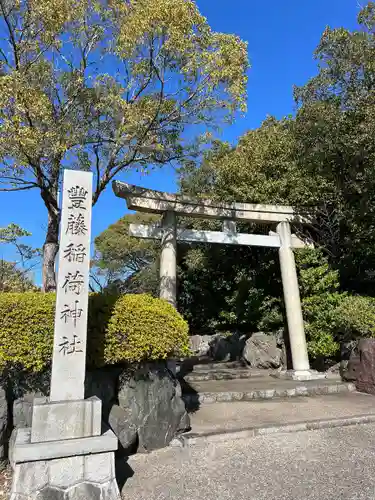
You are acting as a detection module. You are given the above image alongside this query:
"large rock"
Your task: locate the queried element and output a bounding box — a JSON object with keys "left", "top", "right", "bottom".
{"left": 354, "top": 339, "right": 375, "bottom": 394}
{"left": 243, "top": 332, "right": 282, "bottom": 369}
{"left": 85, "top": 367, "right": 121, "bottom": 420}
{"left": 189, "top": 335, "right": 211, "bottom": 357}
{"left": 340, "top": 340, "right": 358, "bottom": 379}
{"left": 13, "top": 392, "right": 40, "bottom": 429}
{"left": 117, "top": 363, "right": 190, "bottom": 452}
{"left": 0, "top": 386, "right": 8, "bottom": 459}
{"left": 108, "top": 405, "right": 137, "bottom": 454}
{"left": 210, "top": 332, "right": 247, "bottom": 362}
{"left": 10, "top": 392, "right": 43, "bottom": 465}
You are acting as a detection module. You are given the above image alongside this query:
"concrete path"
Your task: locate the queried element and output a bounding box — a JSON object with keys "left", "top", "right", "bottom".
{"left": 123, "top": 422, "right": 375, "bottom": 500}
{"left": 189, "top": 392, "right": 375, "bottom": 435}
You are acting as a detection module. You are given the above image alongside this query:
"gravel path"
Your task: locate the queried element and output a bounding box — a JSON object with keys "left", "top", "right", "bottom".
{"left": 123, "top": 423, "right": 375, "bottom": 500}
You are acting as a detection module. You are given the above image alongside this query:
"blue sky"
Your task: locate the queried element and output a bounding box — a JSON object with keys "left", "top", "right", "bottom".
{"left": 0, "top": 0, "right": 361, "bottom": 283}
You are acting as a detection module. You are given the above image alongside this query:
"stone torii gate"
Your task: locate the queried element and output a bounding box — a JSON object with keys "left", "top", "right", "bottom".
{"left": 113, "top": 181, "right": 321, "bottom": 381}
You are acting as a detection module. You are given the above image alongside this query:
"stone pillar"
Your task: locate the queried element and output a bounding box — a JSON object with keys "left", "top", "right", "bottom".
{"left": 276, "top": 222, "right": 310, "bottom": 375}
{"left": 10, "top": 170, "right": 120, "bottom": 500}
{"left": 160, "top": 211, "right": 177, "bottom": 307}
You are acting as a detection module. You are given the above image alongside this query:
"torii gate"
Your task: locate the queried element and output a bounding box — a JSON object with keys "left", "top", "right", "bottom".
{"left": 113, "top": 181, "right": 319, "bottom": 380}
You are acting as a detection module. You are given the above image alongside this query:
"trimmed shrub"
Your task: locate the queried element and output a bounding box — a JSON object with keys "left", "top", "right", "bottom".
{"left": 0, "top": 292, "right": 55, "bottom": 372}
{"left": 335, "top": 295, "right": 375, "bottom": 341}
{"left": 104, "top": 294, "right": 190, "bottom": 364}
{"left": 0, "top": 292, "right": 190, "bottom": 372}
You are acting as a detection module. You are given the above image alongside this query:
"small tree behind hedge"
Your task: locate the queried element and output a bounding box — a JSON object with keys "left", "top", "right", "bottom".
{"left": 335, "top": 295, "right": 375, "bottom": 341}
{"left": 296, "top": 248, "right": 343, "bottom": 358}
{"left": 0, "top": 292, "right": 189, "bottom": 372}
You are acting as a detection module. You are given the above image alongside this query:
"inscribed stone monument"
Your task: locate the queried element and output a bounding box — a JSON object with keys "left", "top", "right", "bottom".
{"left": 10, "top": 170, "right": 120, "bottom": 500}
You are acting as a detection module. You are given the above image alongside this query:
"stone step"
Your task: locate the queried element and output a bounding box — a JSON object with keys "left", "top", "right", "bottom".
{"left": 180, "top": 392, "right": 375, "bottom": 442}
{"left": 177, "top": 358, "right": 247, "bottom": 373}
{"left": 184, "top": 368, "right": 271, "bottom": 382}
{"left": 189, "top": 360, "right": 247, "bottom": 371}
{"left": 182, "top": 376, "right": 355, "bottom": 405}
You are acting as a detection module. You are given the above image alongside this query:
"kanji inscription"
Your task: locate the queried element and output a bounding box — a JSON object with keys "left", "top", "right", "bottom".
{"left": 59, "top": 334, "right": 83, "bottom": 355}
{"left": 67, "top": 185, "right": 88, "bottom": 209}
{"left": 63, "top": 243, "right": 87, "bottom": 263}
{"left": 50, "top": 170, "right": 93, "bottom": 402}
{"left": 66, "top": 213, "right": 87, "bottom": 236}
{"left": 62, "top": 271, "right": 85, "bottom": 295}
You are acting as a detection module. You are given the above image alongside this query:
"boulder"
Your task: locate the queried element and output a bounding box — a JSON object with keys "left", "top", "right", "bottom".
{"left": 354, "top": 339, "right": 375, "bottom": 394}
{"left": 117, "top": 363, "right": 190, "bottom": 452}
{"left": 85, "top": 366, "right": 121, "bottom": 420}
{"left": 210, "top": 332, "right": 247, "bottom": 362}
{"left": 243, "top": 332, "right": 282, "bottom": 369}
{"left": 210, "top": 336, "right": 232, "bottom": 362}
{"left": 280, "top": 344, "right": 288, "bottom": 368}
{"left": 12, "top": 392, "right": 45, "bottom": 429}
{"left": 10, "top": 392, "right": 44, "bottom": 464}
{"left": 342, "top": 356, "right": 360, "bottom": 381}
{"left": 0, "top": 386, "right": 8, "bottom": 459}
{"left": 189, "top": 335, "right": 211, "bottom": 357}
{"left": 340, "top": 340, "right": 358, "bottom": 379}
{"left": 8, "top": 428, "right": 16, "bottom": 468}
{"left": 108, "top": 405, "right": 137, "bottom": 454}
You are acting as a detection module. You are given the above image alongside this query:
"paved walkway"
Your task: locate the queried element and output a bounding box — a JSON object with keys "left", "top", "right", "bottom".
{"left": 123, "top": 422, "right": 375, "bottom": 500}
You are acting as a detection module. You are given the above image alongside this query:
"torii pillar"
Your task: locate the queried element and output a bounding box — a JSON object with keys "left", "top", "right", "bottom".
{"left": 160, "top": 211, "right": 177, "bottom": 307}
{"left": 277, "top": 222, "right": 310, "bottom": 374}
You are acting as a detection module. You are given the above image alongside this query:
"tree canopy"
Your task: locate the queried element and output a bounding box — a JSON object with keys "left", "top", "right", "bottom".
{"left": 0, "top": 0, "right": 248, "bottom": 290}
{"left": 93, "top": 212, "right": 160, "bottom": 293}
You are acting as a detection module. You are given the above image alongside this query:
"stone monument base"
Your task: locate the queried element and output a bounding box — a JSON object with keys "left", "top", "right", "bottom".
{"left": 10, "top": 428, "right": 121, "bottom": 500}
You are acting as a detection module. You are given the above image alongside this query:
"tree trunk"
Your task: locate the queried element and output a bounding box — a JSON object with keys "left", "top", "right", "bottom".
{"left": 42, "top": 208, "right": 60, "bottom": 292}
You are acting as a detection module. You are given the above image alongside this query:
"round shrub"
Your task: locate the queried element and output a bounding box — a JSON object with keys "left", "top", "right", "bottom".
{"left": 104, "top": 294, "right": 190, "bottom": 364}
{"left": 0, "top": 292, "right": 190, "bottom": 372}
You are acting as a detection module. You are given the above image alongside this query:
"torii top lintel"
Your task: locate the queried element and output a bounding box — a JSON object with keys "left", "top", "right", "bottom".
{"left": 112, "top": 181, "right": 309, "bottom": 224}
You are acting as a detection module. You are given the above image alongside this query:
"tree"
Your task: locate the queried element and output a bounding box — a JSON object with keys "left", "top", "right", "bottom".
{"left": 179, "top": 117, "right": 312, "bottom": 206}
{"left": 0, "top": 0, "right": 248, "bottom": 291}
{"left": 292, "top": 2, "right": 375, "bottom": 291}
{"left": 0, "top": 223, "right": 40, "bottom": 291}
{"left": 94, "top": 3, "right": 375, "bottom": 360}
{"left": 93, "top": 212, "right": 159, "bottom": 293}
{"left": 0, "top": 259, "right": 36, "bottom": 292}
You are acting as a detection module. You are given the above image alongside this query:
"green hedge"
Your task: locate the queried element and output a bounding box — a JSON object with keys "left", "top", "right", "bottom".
{"left": 0, "top": 292, "right": 190, "bottom": 372}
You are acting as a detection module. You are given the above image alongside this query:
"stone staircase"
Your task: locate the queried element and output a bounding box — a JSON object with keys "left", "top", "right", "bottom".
{"left": 177, "top": 358, "right": 355, "bottom": 406}
{"left": 182, "top": 360, "right": 268, "bottom": 382}
{"left": 172, "top": 351, "right": 375, "bottom": 446}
